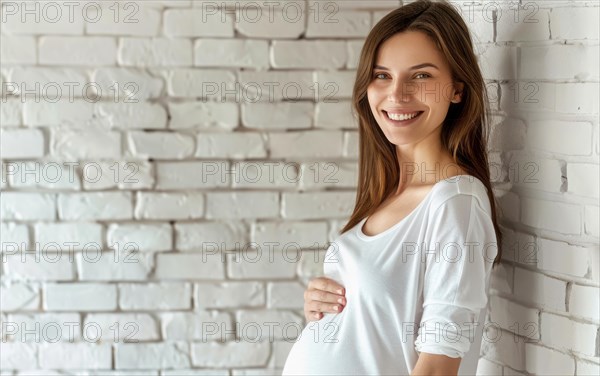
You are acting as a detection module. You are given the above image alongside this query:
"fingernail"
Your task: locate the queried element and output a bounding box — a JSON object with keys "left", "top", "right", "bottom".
{"left": 337, "top": 298, "right": 344, "bottom": 304}
{"left": 333, "top": 305, "right": 339, "bottom": 311}
{"left": 337, "top": 288, "right": 344, "bottom": 294}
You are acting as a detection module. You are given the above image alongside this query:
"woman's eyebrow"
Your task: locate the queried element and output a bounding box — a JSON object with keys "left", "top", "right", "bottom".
{"left": 373, "top": 63, "right": 440, "bottom": 71}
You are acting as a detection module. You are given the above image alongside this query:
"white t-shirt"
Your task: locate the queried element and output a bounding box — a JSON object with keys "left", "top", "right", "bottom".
{"left": 281, "top": 175, "right": 498, "bottom": 376}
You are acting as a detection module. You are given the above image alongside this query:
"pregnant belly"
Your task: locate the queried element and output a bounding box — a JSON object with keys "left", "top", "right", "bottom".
{"left": 281, "top": 312, "right": 352, "bottom": 376}
{"left": 281, "top": 303, "right": 411, "bottom": 376}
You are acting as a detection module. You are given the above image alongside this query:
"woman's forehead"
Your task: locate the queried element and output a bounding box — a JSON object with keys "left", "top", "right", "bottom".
{"left": 375, "top": 32, "right": 447, "bottom": 70}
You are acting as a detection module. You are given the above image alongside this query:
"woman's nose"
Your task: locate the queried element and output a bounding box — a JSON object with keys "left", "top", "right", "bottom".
{"left": 387, "top": 80, "right": 416, "bottom": 103}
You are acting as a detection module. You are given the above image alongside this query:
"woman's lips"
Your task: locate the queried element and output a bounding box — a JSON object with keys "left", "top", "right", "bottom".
{"left": 382, "top": 110, "right": 424, "bottom": 124}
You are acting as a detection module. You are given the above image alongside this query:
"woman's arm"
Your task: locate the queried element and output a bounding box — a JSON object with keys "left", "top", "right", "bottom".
{"left": 412, "top": 194, "right": 497, "bottom": 375}
{"left": 411, "top": 352, "right": 461, "bottom": 376}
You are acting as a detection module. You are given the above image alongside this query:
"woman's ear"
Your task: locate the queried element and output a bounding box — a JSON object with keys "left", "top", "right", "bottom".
{"left": 451, "top": 82, "right": 465, "bottom": 103}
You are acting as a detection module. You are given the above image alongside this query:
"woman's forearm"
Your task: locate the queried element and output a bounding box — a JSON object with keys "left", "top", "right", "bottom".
{"left": 410, "top": 352, "right": 461, "bottom": 376}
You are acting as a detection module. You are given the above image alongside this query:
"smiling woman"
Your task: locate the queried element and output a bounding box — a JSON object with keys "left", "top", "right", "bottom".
{"left": 282, "top": 0, "right": 503, "bottom": 375}
{"left": 368, "top": 31, "right": 464, "bottom": 140}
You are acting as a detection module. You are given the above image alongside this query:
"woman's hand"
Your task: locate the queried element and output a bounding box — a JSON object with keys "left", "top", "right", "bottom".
{"left": 303, "top": 276, "right": 346, "bottom": 322}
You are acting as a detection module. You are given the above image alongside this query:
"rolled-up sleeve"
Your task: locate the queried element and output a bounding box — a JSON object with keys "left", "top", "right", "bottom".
{"left": 414, "top": 193, "right": 498, "bottom": 358}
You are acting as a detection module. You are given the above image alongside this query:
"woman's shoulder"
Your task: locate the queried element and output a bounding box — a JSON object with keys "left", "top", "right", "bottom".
{"left": 429, "top": 175, "right": 491, "bottom": 216}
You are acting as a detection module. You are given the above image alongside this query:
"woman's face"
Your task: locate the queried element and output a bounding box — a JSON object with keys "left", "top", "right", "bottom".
{"left": 367, "top": 31, "right": 463, "bottom": 146}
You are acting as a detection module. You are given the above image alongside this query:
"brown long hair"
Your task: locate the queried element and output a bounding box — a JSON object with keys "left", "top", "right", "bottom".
{"left": 340, "top": 0, "right": 503, "bottom": 267}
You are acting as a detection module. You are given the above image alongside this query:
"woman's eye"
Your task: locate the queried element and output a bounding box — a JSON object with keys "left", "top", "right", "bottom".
{"left": 374, "top": 73, "right": 387, "bottom": 79}
{"left": 415, "top": 73, "right": 430, "bottom": 79}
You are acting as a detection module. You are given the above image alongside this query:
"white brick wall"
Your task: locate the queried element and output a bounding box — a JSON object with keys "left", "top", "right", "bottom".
{"left": 1, "top": 0, "right": 598, "bottom": 375}
{"left": 487, "top": 1, "right": 600, "bottom": 375}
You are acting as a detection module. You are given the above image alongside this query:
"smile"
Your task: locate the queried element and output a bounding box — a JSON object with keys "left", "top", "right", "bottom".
{"left": 383, "top": 110, "right": 424, "bottom": 124}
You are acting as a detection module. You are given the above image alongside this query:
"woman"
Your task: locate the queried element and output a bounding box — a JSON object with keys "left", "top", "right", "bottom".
{"left": 281, "top": 0, "right": 503, "bottom": 375}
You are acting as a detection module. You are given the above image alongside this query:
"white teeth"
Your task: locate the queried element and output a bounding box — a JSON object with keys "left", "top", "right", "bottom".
{"left": 386, "top": 111, "right": 420, "bottom": 121}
